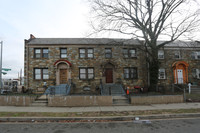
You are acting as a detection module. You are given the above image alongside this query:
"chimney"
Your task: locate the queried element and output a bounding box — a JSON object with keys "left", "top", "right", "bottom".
{"left": 30, "top": 34, "right": 36, "bottom": 39}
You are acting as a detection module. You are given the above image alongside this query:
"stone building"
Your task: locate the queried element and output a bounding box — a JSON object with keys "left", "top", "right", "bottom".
{"left": 24, "top": 34, "right": 200, "bottom": 94}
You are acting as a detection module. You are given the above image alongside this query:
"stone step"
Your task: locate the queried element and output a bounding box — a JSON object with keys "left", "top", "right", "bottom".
{"left": 31, "top": 102, "right": 48, "bottom": 107}
{"left": 113, "top": 100, "right": 130, "bottom": 105}
{"left": 113, "top": 96, "right": 128, "bottom": 100}
{"left": 33, "top": 100, "right": 48, "bottom": 103}
{"left": 112, "top": 96, "right": 130, "bottom": 105}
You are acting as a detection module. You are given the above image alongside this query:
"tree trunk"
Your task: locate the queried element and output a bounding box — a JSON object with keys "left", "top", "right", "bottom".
{"left": 148, "top": 48, "right": 160, "bottom": 91}
{"left": 149, "top": 59, "right": 159, "bottom": 91}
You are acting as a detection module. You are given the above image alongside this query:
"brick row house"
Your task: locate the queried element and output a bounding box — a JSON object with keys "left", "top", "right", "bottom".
{"left": 24, "top": 35, "right": 200, "bottom": 94}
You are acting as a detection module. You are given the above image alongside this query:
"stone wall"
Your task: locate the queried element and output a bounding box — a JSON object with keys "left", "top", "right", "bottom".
{"left": 158, "top": 47, "right": 200, "bottom": 91}
{"left": 0, "top": 96, "right": 35, "bottom": 106}
{"left": 25, "top": 43, "right": 147, "bottom": 94}
{"left": 24, "top": 38, "right": 200, "bottom": 94}
{"left": 130, "top": 95, "right": 184, "bottom": 105}
{"left": 48, "top": 96, "right": 113, "bottom": 107}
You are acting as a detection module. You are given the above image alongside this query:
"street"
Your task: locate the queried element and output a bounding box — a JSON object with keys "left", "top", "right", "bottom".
{"left": 0, "top": 118, "right": 200, "bottom": 133}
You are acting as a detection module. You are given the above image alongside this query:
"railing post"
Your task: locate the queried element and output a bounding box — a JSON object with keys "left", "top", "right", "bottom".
{"left": 109, "top": 87, "right": 111, "bottom": 95}
{"left": 183, "top": 87, "right": 186, "bottom": 102}
{"left": 172, "top": 84, "right": 174, "bottom": 93}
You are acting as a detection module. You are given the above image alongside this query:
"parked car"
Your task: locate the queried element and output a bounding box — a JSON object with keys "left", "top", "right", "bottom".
{"left": 0, "top": 89, "right": 12, "bottom": 95}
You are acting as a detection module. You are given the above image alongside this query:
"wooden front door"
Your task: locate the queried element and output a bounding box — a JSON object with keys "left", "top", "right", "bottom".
{"left": 105, "top": 68, "right": 113, "bottom": 83}
{"left": 60, "top": 69, "right": 68, "bottom": 84}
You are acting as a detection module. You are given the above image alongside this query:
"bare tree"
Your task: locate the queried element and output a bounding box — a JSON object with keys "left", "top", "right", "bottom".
{"left": 89, "top": 0, "right": 200, "bottom": 90}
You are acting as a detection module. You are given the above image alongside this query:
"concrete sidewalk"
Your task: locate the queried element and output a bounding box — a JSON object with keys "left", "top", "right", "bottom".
{"left": 0, "top": 102, "right": 200, "bottom": 113}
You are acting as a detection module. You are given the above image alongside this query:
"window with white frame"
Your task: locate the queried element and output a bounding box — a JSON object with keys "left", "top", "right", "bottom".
{"left": 174, "top": 51, "right": 181, "bottom": 59}
{"left": 158, "top": 69, "right": 166, "bottom": 79}
{"left": 158, "top": 50, "right": 164, "bottom": 59}
{"left": 34, "top": 68, "right": 49, "bottom": 80}
{"left": 192, "top": 68, "right": 200, "bottom": 79}
{"left": 191, "top": 51, "right": 200, "bottom": 59}
{"left": 79, "top": 68, "right": 94, "bottom": 80}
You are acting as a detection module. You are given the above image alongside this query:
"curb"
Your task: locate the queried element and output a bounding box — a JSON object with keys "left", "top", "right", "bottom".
{"left": 0, "top": 113, "right": 200, "bottom": 122}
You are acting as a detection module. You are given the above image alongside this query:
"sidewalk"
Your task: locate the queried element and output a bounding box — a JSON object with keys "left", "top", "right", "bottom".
{"left": 0, "top": 102, "right": 200, "bottom": 113}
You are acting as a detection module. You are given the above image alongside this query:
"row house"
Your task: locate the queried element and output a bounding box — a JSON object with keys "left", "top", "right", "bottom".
{"left": 24, "top": 35, "right": 200, "bottom": 94}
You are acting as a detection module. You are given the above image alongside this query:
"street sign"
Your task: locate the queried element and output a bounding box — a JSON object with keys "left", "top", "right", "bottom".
{"left": 2, "top": 68, "right": 11, "bottom": 71}
{"left": 2, "top": 72, "right": 7, "bottom": 75}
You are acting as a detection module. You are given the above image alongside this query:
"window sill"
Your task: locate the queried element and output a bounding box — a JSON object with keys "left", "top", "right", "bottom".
{"left": 34, "top": 79, "right": 49, "bottom": 81}
{"left": 34, "top": 58, "right": 49, "bottom": 59}
{"left": 79, "top": 79, "right": 95, "bottom": 80}
{"left": 124, "top": 78, "right": 138, "bottom": 80}
{"left": 79, "top": 58, "right": 94, "bottom": 59}
{"left": 123, "top": 57, "right": 137, "bottom": 59}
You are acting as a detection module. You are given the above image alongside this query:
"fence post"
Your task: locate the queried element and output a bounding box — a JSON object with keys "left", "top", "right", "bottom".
{"left": 183, "top": 87, "right": 186, "bottom": 102}
{"left": 109, "top": 87, "right": 111, "bottom": 95}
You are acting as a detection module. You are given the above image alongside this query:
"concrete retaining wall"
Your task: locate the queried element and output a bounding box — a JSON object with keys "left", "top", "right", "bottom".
{"left": 130, "top": 95, "right": 184, "bottom": 105}
{"left": 0, "top": 96, "right": 35, "bottom": 106}
{"left": 48, "top": 96, "right": 113, "bottom": 107}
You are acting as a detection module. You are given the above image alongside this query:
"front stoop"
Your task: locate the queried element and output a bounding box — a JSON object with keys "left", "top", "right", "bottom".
{"left": 190, "top": 86, "right": 200, "bottom": 93}
{"left": 31, "top": 95, "right": 48, "bottom": 107}
{"left": 112, "top": 96, "right": 130, "bottom": 106}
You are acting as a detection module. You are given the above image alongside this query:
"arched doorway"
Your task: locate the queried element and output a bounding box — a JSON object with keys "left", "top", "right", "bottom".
{"left": 101, "top": 61, "right": 117, "bottom": 84}
{"left": 172, "top": 61, "right": 189, "bottom": 84}
{"left": 54, "top": 60, "right": 72, "bottom": 85}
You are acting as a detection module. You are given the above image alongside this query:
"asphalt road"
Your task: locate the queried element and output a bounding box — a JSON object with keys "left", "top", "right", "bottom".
{"left": 0, "top": 118, "right": 200, "bottom": 133}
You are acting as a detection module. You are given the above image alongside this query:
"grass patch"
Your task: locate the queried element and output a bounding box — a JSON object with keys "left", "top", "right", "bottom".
{"left": 0, "top": 108, "right": 199, "bottom": 117}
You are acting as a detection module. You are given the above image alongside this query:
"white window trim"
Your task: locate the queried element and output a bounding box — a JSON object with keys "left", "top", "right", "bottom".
{"left": 158, "top": 68, "right": 166, "bottom": 79}
{"left": 174, "top": 51, "right": 181, "bottom": 59}
{"left": 193, "top": 68, "right": 200, "bottom": 79}
{"left": 158, "top": 50, "right": 164, "bottom": 59}
{"left": 191, "top": 51, "right": 200, "bottom": 59}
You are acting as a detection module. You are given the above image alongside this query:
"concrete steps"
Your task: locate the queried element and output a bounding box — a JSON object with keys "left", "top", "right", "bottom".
{"left": 188, "top": 86, "right": 200, "bottom": 93}
{"left": 31, "top": 95, "right": 48, "bottom": 107}
{"left": 112, "top": 96, "right": 130, "bottom": 105}
{"left": 101, "top": 84, "right": 126, "bottom": 96}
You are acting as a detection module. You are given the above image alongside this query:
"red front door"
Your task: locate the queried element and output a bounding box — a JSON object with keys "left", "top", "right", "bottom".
{"left": 105, "top": 68, "right": 113, "bottom": 83}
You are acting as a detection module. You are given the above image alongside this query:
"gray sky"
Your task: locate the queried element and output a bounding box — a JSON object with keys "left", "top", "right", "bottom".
{"left": 0, "top": 0, "right": 90, "bottom": 79}
{"left": 0, "top": 0, "right": 200, "bottom": 79}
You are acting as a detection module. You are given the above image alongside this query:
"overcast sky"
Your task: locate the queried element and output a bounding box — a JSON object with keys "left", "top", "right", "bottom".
{"left": 0, "top": 0, "right": 91, "bottom": 79}
{"left": 0, "top": 0, "right": 200, "bottom": 79}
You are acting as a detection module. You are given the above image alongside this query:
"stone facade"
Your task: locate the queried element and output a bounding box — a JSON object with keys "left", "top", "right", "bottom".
{"left": 24, "top": 35, "right": 200, "bottom": 94}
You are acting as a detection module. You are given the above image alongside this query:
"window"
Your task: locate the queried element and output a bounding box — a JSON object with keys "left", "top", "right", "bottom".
{"left": 79, "top": 48, "right": 94, "bottom": 58}
{"left": 191, "top": 51, "right": 200, "bottom": 59}
{"left": 158, "top": 50, "right": 164, "bottom": 59}
{"left": 79, "top": 68, "right": 94, "bottom": 80}
{"left": 124, "top": 67, "right": 137, "bottom": 79}
{"left": 105, "top": 48, "right": 112, "bottom": 58}
{"left": 123, "top": 48, "right": 136, "bottom": 58}
{"left": 34, "top": 68, "right": 49, "bottom": 80}
{"left": 174, "top": 51, "right": 181, "bottom": 59}
{"left": 158, "top": 69, "right": 166, "bottom": 79}
{"left": 42, "top": 49, "right": 48, "bottom": 58}
{"left": 43, "top": 69, "right": 49, "bottom": 79}
{"left": 60, "top": 48, "right": 67, "bottom": 58}
{"left": 34, "top": 48, "right": 49, "bottom": 58}
{"left": 192, "top": 69, "right": 200, "bottom": 79}
{"left": 87, "top": 48, "right": 94, "bottom": 58}
{"left": 35, "top": 49, "right": 41, "bottom": 58}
